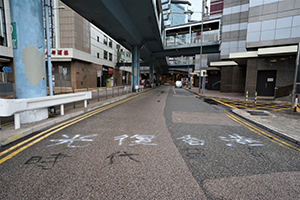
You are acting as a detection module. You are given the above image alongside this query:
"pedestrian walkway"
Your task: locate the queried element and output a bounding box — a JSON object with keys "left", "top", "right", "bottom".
{"left": 186, "top": 87, "right": 300, "bottom": 146}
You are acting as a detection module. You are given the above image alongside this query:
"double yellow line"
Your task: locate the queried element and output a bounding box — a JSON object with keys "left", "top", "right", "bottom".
{"left": 0, "top": 92, "right": 146, "bottom": 165}
{"left": 224, "top": 111, "right": 300, "bottom": 153}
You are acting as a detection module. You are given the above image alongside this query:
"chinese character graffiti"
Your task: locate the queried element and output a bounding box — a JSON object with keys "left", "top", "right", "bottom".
{"left": 47, "top": 134, "right": 98, "bottom": 148}
{"left": 177, "top": 135, "right": 205, "bottom": 146}
{"left": 24, "top": 153, "right": 69, "bottom": 170}
{"left": 114, "top": 134, "right": 157, "bottom": 146}
{"left": 219, "top": 134, "right": 264, "bottom": 147}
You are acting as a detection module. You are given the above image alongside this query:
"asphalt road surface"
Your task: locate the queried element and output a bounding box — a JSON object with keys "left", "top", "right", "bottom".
{"left": 1, "top": 86, "right": 300, "bottom": 199}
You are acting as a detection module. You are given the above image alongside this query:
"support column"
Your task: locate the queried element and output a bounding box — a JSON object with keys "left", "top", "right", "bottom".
{"left": 149, "top": 61, "right": 154, "bottom": 88}
{"left": 131, "top": 45, "right": 140, "bottom": 92}
{"left": 156, "top": 67, "right": 160, "bottom": 86}
{"left": 10, "top": 0, "right": 48, "bottom": 123}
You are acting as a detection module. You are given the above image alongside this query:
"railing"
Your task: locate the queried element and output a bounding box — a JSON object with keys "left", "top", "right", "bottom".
{"left": 0, "top": 86, "right": 134, "bottom": 130}
{"left": 167, "top": 56, "right": 195, "bottom": 65}
{"left": 165, "top": 30, "right": 219, "bottom": 48}
{"left": 0, "top": 92, "right": 91, "bottom": 130}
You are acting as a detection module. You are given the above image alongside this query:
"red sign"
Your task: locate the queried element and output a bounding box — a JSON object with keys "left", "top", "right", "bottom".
{"left": 108, "top": 67, "right": 114, "bottom": 75}
{"left": 50, "top": 50, "right": 69, "bottom": 56}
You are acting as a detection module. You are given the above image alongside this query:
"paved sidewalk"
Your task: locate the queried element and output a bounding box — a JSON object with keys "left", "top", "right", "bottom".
{"left": 186, "top": 87, "right": 300, "bottom": 145}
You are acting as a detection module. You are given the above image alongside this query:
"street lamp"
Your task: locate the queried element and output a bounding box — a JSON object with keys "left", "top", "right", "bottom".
{"left": 44, "top": 0, "right": 65, "bottom": 96}
{"left": 198, "top": 0, "right": 205, "bottom": 94}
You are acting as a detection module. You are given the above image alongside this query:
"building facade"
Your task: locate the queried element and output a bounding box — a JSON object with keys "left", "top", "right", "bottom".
{"left": 49, "top": 0, "right": 131, "bottom": 90}
{"left": 210, "top": 0, "right": 300, "bottom": 100}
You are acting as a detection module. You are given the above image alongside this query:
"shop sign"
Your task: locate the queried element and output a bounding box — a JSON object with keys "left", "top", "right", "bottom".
{"left": 108, "top": 67, "right": 113, "bottom": 75}
{"left": 103, "top": 67, "right": 108, "bottom": 72}
{"left": 46, "top": 49, "right": 69, "bottom": 56}
{"left": 11, "top": 22, "right": 17, "bottom": 49}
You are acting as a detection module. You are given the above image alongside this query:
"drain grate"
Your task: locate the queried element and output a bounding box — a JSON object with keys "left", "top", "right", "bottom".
{"left": 247, "top": 110, "right": 269, "bottom": 116}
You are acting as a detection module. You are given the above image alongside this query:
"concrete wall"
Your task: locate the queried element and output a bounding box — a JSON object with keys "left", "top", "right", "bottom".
{"left": 220, "top": 65, "right": 246, "bottom": 93}
{"left": 221, "top": 0, "right": 249, "bottom": 59}
{"left": 245, "top": 55, "right": 296, "bottom": 96}
{"left": 59, "top": 2, "right": 91, "bottom": 54}
{"left": 247, "top": 0, "right": 300, "bottom": 48}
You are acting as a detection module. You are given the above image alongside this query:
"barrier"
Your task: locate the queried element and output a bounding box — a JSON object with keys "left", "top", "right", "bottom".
{"left": 135, "top": 85, "right": 144, "bottom": 92}
{"left": 0, "top": 92, "right": 92, "bottom": 129}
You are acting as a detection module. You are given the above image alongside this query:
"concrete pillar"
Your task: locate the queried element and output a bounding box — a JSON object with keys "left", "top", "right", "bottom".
{"left": 156, "top": 67, "right": 160, "bottom": 86}
{"left": 131, "top": 45, "right": 140, "bottom": 91}
{"left": 149, "top": 61, "right": 154, "bottom": 88}
{"left": 10, "top": 0, "right": 48, "bottom": 123}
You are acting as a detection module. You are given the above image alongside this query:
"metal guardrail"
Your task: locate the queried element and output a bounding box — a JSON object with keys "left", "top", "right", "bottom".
{"left": 0, "top": 92, "right": 91, "bottom": 130}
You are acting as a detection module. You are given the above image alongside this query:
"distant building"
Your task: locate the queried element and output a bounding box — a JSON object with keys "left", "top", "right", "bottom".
{"left": 162, "top": 0, "right": 192, "bottom": 26}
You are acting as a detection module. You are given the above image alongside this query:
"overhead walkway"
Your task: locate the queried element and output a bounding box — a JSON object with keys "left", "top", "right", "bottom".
{"left": 61, "top": 0, "right": 221, "bottom": 83}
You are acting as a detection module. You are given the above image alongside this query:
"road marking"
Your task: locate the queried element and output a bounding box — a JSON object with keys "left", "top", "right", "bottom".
{"left": 224, "top": 111, "right": 300, "bottom": 153}
{"left": 0, "top": 91, "right": 149, "bottom": 165}
{"left": 173, "top": 87, "right": 176, "bottom": 95}
{"left": 211, "top": 98, "right": 239, "bottom": 110}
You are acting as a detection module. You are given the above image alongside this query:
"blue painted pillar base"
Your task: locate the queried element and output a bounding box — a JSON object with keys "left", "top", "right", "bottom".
{"left": 10, "top": 0, "right": 48, "bottom": 124}
{"left": 131, "top": 45, "right": 140, "bottom": 92}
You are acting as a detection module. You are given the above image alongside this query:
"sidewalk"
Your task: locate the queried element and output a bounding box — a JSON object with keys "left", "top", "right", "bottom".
{"left": 186, "top": 87, "right": 300, "bottom": 145}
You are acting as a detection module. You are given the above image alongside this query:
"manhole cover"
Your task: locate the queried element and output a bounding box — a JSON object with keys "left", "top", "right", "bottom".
{"left": 247, "top": 110, "right": 269, "bottom": 116}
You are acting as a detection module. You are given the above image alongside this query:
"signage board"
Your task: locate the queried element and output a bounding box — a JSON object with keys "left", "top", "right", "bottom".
{"left": 59, "top": 66, "right": 63, "bottom": 74}
{"left": 63, "top": 68, "right": 67, "bottom": 76}
{"left": 97, "top": 71, "right": 101, "bottom": 77}
{"left": 11, "top": 22, "right": 17, "bottom": 49}
{"left": 2, "top": 66, "right": 11, "bottom": 73}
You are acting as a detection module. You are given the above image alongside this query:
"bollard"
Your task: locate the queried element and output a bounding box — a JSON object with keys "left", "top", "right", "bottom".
{"left": 294, "top": 94, "right": 299, "bottom": 112}
{"left": 112, "top": 86, "right": 114, "bottom": 97}
{"left": 97, "top": 87, "right": 99, "bottom": 101}
{"left": 73, "top": 89, "right": 75, "bottom": 108}
{"left": 246, "top": 91, "right": 248, "bottom": 107}
{"left": 106, "top": 87, "right": 108, "bottom": 99}
{"left": 254, "top": 91, "right": 257, "bottom": 107}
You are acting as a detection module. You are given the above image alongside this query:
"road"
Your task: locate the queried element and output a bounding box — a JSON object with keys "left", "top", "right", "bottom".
{"left": 1, "top": 86, "right": 300, "bottom": 199}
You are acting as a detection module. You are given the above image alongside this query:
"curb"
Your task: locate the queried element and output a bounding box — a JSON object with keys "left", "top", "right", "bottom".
{"left": 231, "top": 109, "right": 300, "bottom": 146}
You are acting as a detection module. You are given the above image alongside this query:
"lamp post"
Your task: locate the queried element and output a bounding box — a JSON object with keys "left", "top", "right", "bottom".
{"left": 198, "top": 0, "right": 204, "bottom": 94}
{"left": 44, "top": 0, "right": 65, "bottom": 96}
{"left": 44, "top": 0, "right": 53, "bottom": 96}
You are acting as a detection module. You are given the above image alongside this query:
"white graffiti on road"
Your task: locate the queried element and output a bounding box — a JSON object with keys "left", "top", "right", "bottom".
{"left": 219, "top": 134, "right": 264, "bottom": 147}
{"left": 47, "top": 134, "right": 98, "bottom": 148}
{"left": 129, "top": 134, "right": 157, "bottom": 146}
{"left": 114, "top": 134, "right": 157, "bottom": 146}
{"left": 177, "top": 135, "right": 205, "bottom": 146}
{"left": 114, "top": 134, "right": 129, "bottom": 145}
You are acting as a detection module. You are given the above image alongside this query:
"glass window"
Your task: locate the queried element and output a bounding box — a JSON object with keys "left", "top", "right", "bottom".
{"left": 97, "top": 52, "right": 99, "bottom": 58}
{"left": 109, "top": 53, "right": 112, "bottom": 61}
{"left": 103, "top": 50, "right": 107, "bottom": 59}
{"left": 103, "top": 35, "right": 107, "bottom": 45}
{"left": 109, "top": 39, "right": 112, "bottom": 48}
{"left": 97, "top": 36, "right": 99, "bottom": 42}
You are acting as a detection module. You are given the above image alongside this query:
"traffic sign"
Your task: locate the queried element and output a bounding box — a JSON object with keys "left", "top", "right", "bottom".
{"left": 2, "top": 66, "right": 11, "bottom": 73}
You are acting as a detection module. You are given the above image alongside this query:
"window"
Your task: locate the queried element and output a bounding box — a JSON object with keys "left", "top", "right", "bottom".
{"left": 103, "top": 50, "right": 108, "bottom": 59}
{"left": 109, "top": 39, "right": 112, "bottom": 48}
{"left": 97, "top": 36, "right": 100, "bottom": 42}
{"left": 109, "top": 53, "right": 112, "bottom": 61}
{"left": 103, "top": 35, "right": 107, "bottom": 45}
{"left": 97, "top": 52, "right": 100, "bottom": 58}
